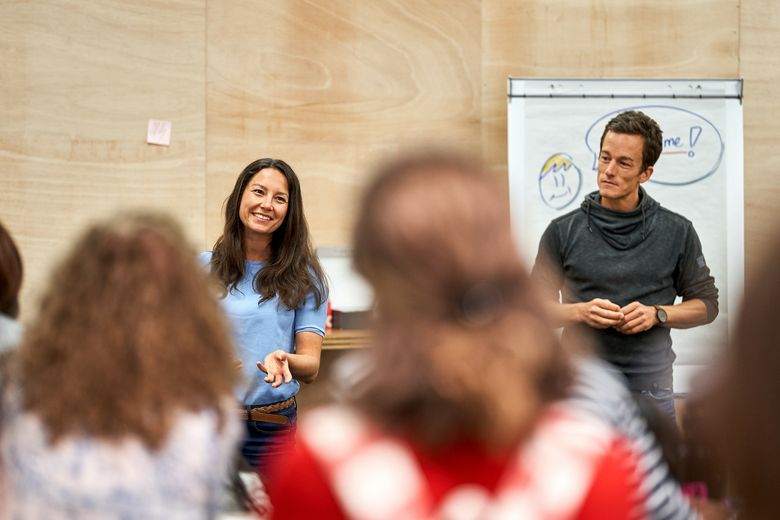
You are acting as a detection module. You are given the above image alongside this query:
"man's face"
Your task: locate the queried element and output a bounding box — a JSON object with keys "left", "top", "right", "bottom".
{"left": 597, "top": 131, "right": 653, "bottom": 211}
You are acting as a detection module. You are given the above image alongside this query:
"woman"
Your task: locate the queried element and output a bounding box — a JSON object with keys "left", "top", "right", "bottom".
{"left": 203, "top": 158, "right": 328, "bottom": 472}
{"left": 0, "top": 213, "right": 241, "bottom": 517}
{"left": 267, "top": 152, "right": 646, "bottom": 519}
{"left": 0, "top": 220, "right": 23, "bottom": 356}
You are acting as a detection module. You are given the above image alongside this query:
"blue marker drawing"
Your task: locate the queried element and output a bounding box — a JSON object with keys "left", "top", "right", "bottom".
{"left": 538, "top": 153, "right": 582, "bottom": 210}
{"left": 584, "top": 105, "right": 724, "bottom": 186}
{"left": 689, "top": 125, "right": 702, "bottom": 157}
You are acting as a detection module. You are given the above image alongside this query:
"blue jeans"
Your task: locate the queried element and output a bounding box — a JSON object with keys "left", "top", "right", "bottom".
{"left": 241, "top": 402, "right": 298, "bottom": 476}
{"left": 636, "top": 384, "right": 676, "bottom": 421}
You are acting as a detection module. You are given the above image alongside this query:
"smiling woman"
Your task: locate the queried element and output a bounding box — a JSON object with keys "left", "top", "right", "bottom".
{"left": 239, "top": 168, "right": 290, "bottom": 247}
{"left": 202, "top": 158, "right": 329, "bottom": 475}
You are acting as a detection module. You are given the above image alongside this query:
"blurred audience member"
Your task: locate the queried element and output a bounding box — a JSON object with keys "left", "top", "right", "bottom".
{"left": 633, "top": 394, "right": 685, "bottom": 483}
{"left": 0, "top": 218, "right": 23, "bottom": 483}
{"left": 567, "top": 356, "right": 698, "bottom": 519}
{"left": 267, "top": 152, "right": 646, "bottom": 519}
{"left": 0, "top": 213, "right": 241, "bottom": 517}
{"left": 677, "top": 391, "right": 731, "bottom": 519}
{"left": 0, "top": 220, "right": 23, "bottom": 356}
{"left": 702, "top": 233, "right": 780, "bottom": 519}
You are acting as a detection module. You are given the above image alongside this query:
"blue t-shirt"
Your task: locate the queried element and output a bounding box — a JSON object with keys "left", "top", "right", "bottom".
{"left": 199, "top": 252, "right": 327, "bottom": 406}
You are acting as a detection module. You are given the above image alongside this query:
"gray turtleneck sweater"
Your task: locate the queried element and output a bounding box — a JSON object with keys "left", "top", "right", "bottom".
{"left": 532, "top": 187, "right": 719, "bottom": 390}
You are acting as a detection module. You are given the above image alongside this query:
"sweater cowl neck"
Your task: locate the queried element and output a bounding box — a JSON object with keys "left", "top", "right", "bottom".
{"left": 581, "top": 186, "right": 660, "bottom": 251}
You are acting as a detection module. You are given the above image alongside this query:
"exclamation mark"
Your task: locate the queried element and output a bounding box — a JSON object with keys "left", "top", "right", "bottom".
{"left": 689, "top": 126, "right": 702, "bottom": 158}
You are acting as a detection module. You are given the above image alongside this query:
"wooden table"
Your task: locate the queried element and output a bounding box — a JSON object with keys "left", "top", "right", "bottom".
{"left": 322, "top": 329, "right": 371, "bottom": 350}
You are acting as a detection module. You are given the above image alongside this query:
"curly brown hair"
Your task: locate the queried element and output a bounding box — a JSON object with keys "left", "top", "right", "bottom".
{"left": 14, "top": 212, "right": 238, "bottom": 450}
{"left": 351, "top": 151, "right": 571, "bottom": 450}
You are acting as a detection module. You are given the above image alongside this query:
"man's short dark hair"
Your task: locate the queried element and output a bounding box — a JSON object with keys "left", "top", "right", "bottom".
{"left": 599, "top": 111, "right": 663, "bottom": 171}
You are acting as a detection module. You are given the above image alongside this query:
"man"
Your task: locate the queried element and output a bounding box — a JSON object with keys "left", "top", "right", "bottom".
{"left": 532, "top": 110, "right": 719, "bottom": 418}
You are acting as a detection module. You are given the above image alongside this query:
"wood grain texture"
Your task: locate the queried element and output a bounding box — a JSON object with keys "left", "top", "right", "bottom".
{"left": 3, "top": 0, "right": 778, "bottom": 318}
{"left": 481, "top": 0, "right": 740, "bottom": 186}
{"left": 206, "top": 0, "right": 482, "bottom": 249}
{"left": 740, "top": 0, "right": 780, "bottom": 278}
{"left": 0, "top": 0, "right": 206, "bottom": 316}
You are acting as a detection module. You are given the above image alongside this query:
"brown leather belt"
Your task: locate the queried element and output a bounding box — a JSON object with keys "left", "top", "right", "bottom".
{"left": 239, "top": 397, "right": 296, "bottom": 425}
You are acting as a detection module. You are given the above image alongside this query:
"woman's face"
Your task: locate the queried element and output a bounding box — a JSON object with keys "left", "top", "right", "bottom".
{"left": 239, "top": 168, "right": 290, "bottom": 239}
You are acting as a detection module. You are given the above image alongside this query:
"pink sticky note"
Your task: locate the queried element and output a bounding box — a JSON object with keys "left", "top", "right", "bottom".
{"left": 147, "top": 119, "right": 172, "bottom": 146}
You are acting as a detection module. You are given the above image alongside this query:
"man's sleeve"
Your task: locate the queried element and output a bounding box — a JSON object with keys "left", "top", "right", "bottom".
{"left": 675, "top": 223, "right": 719, "bottom": 323}
{"left": 530, "top": 223, "right": 565, "bottom": 302}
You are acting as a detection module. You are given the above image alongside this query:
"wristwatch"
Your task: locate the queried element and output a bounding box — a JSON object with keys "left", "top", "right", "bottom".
{"left": 654, "top": 306, "right": 668, "bottom": 325}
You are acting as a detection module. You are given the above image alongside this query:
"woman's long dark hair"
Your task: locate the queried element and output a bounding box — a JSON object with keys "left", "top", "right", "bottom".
{"left": 210, "top": 158, "right": 327, "bottom": 309}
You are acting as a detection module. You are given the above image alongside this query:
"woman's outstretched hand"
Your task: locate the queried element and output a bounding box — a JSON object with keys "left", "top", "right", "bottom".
{"left": 257, "top": 350, "right": 293, "bottom": 388}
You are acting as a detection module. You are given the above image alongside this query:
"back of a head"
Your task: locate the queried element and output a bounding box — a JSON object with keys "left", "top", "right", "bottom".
{"left": 0, "top": 220, "right": 23, "bottom": 319}
{"left": 713, "top": 233, "right": 780, "bottom": 518}
{"left": 352, "top": 151, "right": 570, "bottom": 450}
{"left": 15, "top": 212, "right": 237, "bottom": 450}
{"left": 354, "top": 153, "right": 520, "bottom": 321}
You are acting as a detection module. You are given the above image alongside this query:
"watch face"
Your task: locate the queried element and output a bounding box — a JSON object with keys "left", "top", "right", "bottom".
{"left": 656, "top": 307, "right": 668, "bottom": 324}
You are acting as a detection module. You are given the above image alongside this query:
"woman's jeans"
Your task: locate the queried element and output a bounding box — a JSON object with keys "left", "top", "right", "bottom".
{"left": 241, "top": 403, "right": 298, "bottom": 476}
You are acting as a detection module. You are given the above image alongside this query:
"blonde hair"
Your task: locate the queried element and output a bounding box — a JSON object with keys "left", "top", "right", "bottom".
{"left": 15, "top": 212, "right": 238, "bottom": 450}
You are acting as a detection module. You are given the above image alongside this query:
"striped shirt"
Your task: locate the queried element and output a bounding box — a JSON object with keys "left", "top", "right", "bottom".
{"left": 567, "top": 356, "right": 698, "bottom": 520}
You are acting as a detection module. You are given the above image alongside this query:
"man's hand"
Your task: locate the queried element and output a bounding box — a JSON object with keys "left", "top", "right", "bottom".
{"left": 257, "top": 349, "right": 293, "bottom": 388}
{"left": 578, "top": 298, "right": 624, "bottom": 329}
{"left": 614, "top": 301, "right": 658, "bottom": 335}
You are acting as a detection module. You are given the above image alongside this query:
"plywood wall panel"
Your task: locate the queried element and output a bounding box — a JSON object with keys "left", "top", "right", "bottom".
{"left": 0, "top": 0, "right": 206, "bottom": 317}
{"left": 481, "top": 0, "right": 740, "bottom": 184}
{"left": 740, "top": 0, "right": 780, "bottom": 278}
{"left": 207, "top": 1, "right": 482, "bottom": 248}
{"left": 3, "top": 0, "right": 777, "bottom": 317}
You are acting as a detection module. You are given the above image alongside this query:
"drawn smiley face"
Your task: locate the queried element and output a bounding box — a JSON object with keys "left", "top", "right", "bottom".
{"left": 538, "top": 153, "right": 582, "bottom": 210}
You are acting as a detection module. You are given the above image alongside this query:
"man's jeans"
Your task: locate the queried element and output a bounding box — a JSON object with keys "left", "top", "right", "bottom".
{"left": 635, "top": 383, "right": 676, "bottom": 421}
